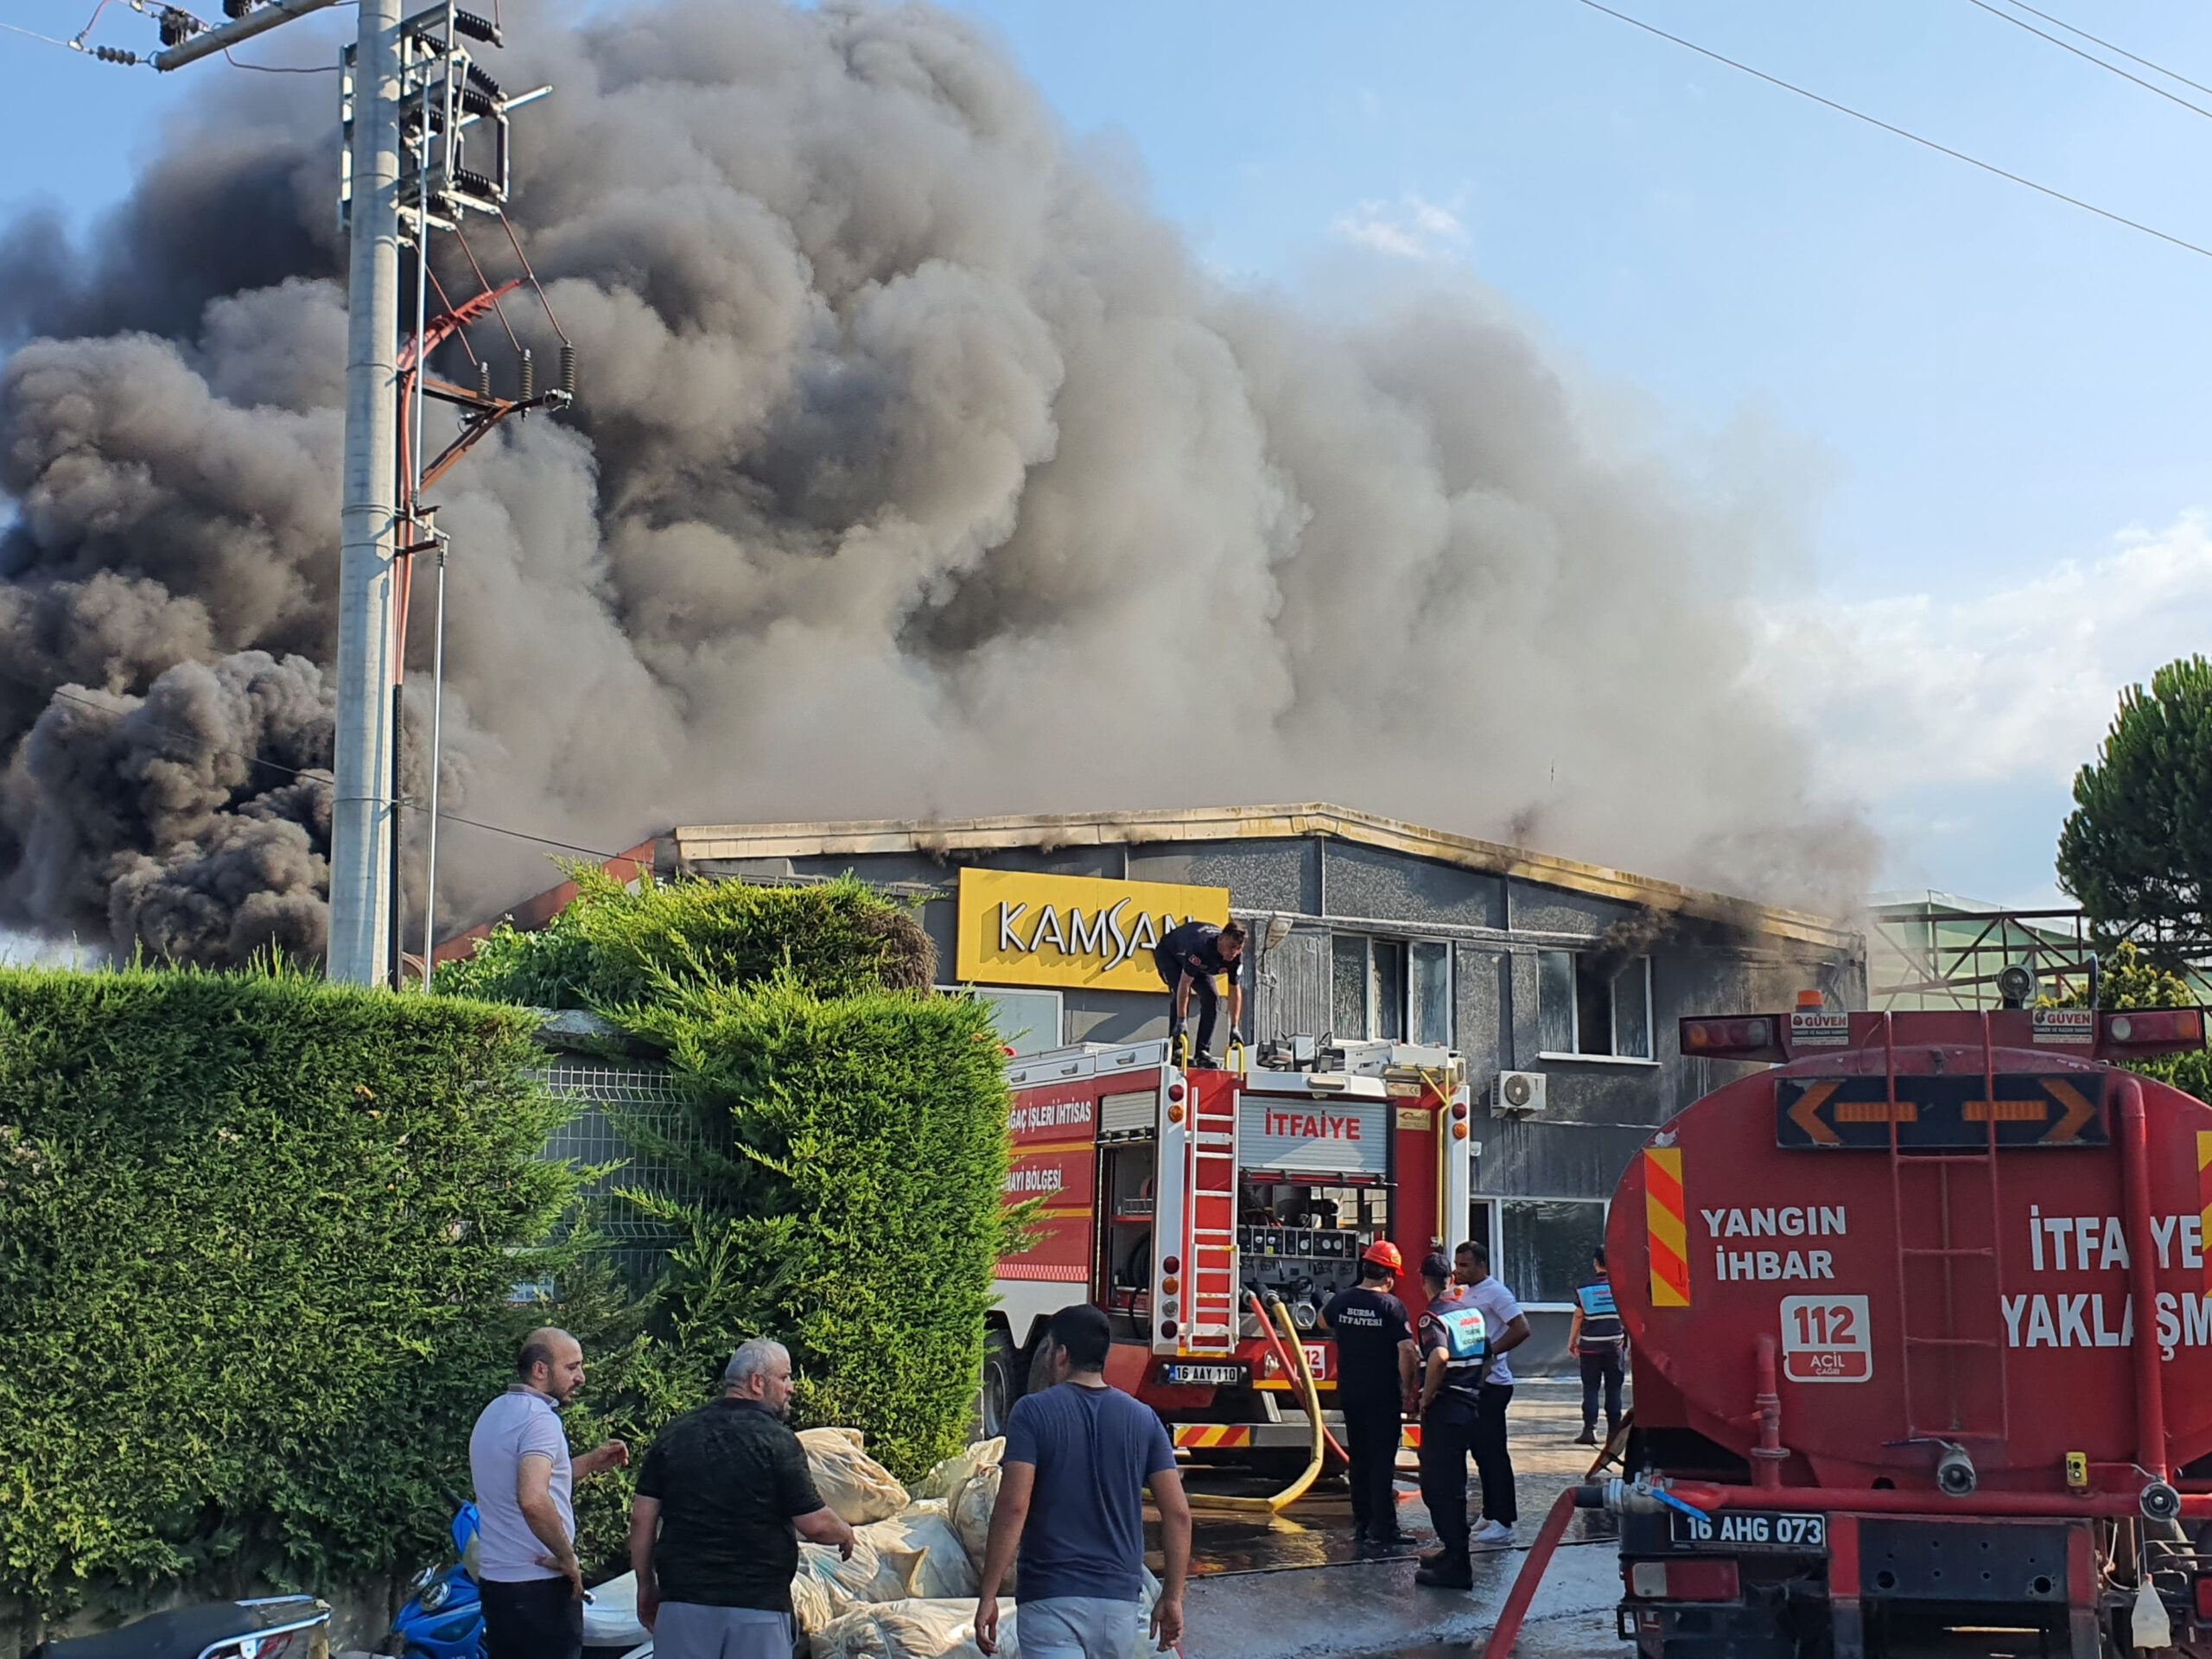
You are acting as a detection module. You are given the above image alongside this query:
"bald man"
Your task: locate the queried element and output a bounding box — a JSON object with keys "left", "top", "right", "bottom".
{"left": 469, "top": 1327, "right": 629, "bottom": 1659}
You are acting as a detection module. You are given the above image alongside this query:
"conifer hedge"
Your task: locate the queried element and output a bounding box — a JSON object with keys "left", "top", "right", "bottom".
{"left": 438, "top": 869, "right": 936, "bottom": 1008}
{"left": 0, "top": 966, "right": 575, "bottom": 1611}
{"left": 442, "top": 871, "right": 1024, "bottom": 1491}
{"left": 619, "top": 980, "right": 1024, "bottom": 1478}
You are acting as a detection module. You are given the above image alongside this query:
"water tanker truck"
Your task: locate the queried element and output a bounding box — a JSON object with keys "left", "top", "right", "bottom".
{"left": 1491, "top": 1001, "right": 2212, "bottom": 1659}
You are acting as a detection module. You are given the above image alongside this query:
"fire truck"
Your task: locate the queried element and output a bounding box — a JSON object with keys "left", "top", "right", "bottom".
{"left": 1488, "top": 999, "right": 2212, "bottom": 1659}
{"left": 984, "top": 1034, "right": 1473, "bottom": 1464}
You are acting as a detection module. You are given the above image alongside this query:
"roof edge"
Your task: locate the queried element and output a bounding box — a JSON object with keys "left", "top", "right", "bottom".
{"left": 673, "top": 803, "right": 1859, "bottom": 951}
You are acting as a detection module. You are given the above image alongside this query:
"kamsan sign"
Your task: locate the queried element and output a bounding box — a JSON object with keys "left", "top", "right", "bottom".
{"left": 955, "top": 868, "right": 1231, "bottom": 994}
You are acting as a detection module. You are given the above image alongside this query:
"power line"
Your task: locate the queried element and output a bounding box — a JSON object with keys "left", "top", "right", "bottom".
{"left": 1963, "top": 0, "right": 2212, "bottom": 123}
{"left": 1986, "top": 0, "right": 2212, "bottom": 103}
{"left": 1573, "top": 0, "right": 2212, "bottom": 264}
{"left": 0, "top": 16, "right": 89, "bottom": 50}
{"left": 224, "top": 47, "right": 335, "bottom": 71}
{"left": 38, "top": 683, "right": 632, "bottom": 862}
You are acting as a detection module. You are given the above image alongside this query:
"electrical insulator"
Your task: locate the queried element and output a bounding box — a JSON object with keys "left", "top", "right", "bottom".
{"left": 475, "top": 360, "right": 492, "bottom": 402}
{"left": 223, "top": 0, "right": 256, "bottom": 17}
{"left": 518, "top": 348, "right": 534, "bottom": 404}
{"left": 158, "top": 8, "right": 199, "bottom": 47}
{"left": 559, "top": 342, "right": 575, "bottom": 400}
{"left": 94, "top": 43, "right": 140, "bottom": 63}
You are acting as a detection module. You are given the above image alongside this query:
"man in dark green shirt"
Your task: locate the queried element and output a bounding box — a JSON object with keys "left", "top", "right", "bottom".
{"left": 628, "top": 1339, "right": 856, "bottom": 1659}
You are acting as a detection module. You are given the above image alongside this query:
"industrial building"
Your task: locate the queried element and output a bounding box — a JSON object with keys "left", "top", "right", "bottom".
{"left": 472, "top": 803, "right": 1865, "bottom": 1363}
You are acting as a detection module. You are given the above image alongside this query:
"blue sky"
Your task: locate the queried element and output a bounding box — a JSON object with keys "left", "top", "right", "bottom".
{"left": 7, "top": 0, "right": 2212, "bottom": 910}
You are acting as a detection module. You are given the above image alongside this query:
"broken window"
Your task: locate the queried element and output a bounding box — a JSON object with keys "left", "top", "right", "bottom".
{"left": 1538, "top": 951, "right": 1653, "bottom": 1059}
{"left": 1331, "top": 934, "right": 1452, "bottom": 1045}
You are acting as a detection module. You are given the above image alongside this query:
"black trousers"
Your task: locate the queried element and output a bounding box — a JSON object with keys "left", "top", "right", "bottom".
{"left": 1154, "top": 948, "right": 1218, "bottom": 1055}
{"left": 1476, "top": 1381, "right": 1517, "bottom": 1526}
{"left": 1580, "top": 1348, "right": 1624, "bottom": 1433}
{"left": 1341, "top": 1391, "right": 1403, "bottom": 1535}
{"left": 480, "top": 1576, "right": 583, "bottom": 1659}
{"left": 1418, "top": 1393, "right": 1481, "bottom": 1560}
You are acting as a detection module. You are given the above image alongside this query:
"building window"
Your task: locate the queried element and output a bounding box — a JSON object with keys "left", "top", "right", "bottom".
{"left": 1500, "top": 1198, "right": 1610, "bottom": 1308}
{"left": 1332, "top": 934, "right": 1452, "bottom": 1045}
{"left": 1410, "top": 941, "right": 1451, "bottom": 1046}
{"left": 938, "top": 985, "right": 1063, "bottom": 1055}
{"left": 1537, "top": 951, "right": 1653, "bottom": 1060}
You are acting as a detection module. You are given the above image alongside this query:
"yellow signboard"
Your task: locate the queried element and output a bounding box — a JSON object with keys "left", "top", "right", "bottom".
{"left": 955, "top": 868, "right": 1230, "bottom": 994}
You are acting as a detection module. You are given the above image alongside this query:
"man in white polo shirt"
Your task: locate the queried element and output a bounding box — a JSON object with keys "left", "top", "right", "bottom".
{"left": 1453, "top": 1239, "right": 1530, "bottom": 1549}
{"left": 469, "top": 1326, "right": 629, "bottom": 1659}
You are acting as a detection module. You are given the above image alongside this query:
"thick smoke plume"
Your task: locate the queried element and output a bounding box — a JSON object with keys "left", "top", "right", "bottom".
{"left": 0, "top": 0, "right": 1872, "bottom": 964}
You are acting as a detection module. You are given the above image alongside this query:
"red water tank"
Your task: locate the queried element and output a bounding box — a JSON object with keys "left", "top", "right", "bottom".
{"left": 1610, "top": 1010, "right": 2212, "bottom": 1491}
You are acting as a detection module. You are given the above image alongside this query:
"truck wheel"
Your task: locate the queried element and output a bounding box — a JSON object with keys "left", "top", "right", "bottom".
{"left": 977, "top": 1327, "right": 1020, "bottom": 1441}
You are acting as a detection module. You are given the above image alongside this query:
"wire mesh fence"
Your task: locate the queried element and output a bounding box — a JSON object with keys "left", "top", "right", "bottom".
{"left": 539, "top": 1058, "right": 701, "bottom": 1285}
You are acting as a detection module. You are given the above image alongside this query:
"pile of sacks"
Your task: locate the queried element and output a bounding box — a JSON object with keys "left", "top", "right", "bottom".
{"left": 794, "top": 1430, "right": 1158, "bottom": 1659}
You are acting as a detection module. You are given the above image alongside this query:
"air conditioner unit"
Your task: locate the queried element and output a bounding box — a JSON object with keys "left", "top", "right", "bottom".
{"left": 1494, "top": 1070, "right": 1548, "bottom": 1117}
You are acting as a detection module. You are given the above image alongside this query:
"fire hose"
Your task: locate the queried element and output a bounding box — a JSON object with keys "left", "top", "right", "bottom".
{"left": 1185, "top": 1296, "right": 1328, "bottom": 1514}
{"left": 1243, "top": 1291, "right": 1350, "bottom": 1470}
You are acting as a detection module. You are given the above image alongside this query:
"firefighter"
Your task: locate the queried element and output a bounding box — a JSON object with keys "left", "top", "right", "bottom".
{"left": 1318, "top": 1240, "right": 1419, "bottom": 1550}
{"left": 1153, "top": 919, "right": 1246, "bottom": 1067}
{"left": 1413, "top": 1252, "right": 1490, "bottom": 1589}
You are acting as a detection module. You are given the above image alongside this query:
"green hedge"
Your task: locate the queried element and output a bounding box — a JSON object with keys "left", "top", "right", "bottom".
{"left": 438, "top": 868, "right": 936, "bottom": 1009}
{"left": 613, "top": 979, "right": 1024, "bottom": 1479}
{"left": 0, "top": 966, "right": 576, "bottom": 1611}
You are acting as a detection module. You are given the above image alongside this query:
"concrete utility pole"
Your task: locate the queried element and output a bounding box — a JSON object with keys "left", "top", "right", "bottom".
{"left": 327, "top": 0, "right": 403, "bottom": 986}
{"left": 151, "top": 0, "right": 550, "bottom": 987}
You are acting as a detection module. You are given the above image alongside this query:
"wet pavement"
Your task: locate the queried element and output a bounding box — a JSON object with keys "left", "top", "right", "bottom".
{"left": 1165, "top": 1376, "right": 1631, "bottom": 1658}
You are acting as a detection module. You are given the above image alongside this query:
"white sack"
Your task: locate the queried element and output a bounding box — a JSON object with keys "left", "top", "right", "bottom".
{"left": 912, "top": 1437, "right": 1005, "bottom": 1502}
{"left": 800, "top": 1535, "right": 925, "bottom": 1612}
{"left": 861, "top": 1503, "right": 979, "bottom": 1600}
{"left": 946, "top": 1462, "right": 1003, "bottom": 1580}
{"left": 791, "top": 1562, "right": 839, "bottom": 1637}
{"left": 800, "top": 1427, "right": 912, "bottom": 1524}
{"left": 810, "top": 1597, "right": 1015, "bottom": 1659}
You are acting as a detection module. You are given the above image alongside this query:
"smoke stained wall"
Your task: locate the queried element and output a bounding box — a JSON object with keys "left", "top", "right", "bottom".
{"left": 0, "top": 0, "right": 1872, "bottom": 966}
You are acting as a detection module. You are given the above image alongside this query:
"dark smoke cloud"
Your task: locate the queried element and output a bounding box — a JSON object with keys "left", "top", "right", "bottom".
{"left": 0, "top": 0, "right": 1873, "bottom": 964}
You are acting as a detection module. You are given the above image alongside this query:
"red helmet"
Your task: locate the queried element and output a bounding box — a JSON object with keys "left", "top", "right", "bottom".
{"left": 1361, "top": 1240, "right": 1404, "bottom": 1274}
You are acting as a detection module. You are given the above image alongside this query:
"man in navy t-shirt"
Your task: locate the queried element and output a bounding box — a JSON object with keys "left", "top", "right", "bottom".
{"left": 976, "top": 1305, "right": 1191, "bottom": 1658}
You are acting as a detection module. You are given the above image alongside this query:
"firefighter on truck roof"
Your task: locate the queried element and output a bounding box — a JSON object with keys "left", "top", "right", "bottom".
{"left": 1153, "top": 918, "right": 1245, "bottom": 1069}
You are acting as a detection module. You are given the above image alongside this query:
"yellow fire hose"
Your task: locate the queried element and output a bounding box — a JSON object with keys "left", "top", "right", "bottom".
{"left": 1185, "top": 1298, "right": 1326, "bottom": 1514}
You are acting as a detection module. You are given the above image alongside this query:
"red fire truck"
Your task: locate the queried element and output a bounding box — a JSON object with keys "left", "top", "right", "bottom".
{"left": 983, "top": 1035, "right": 1474, "bottom": 1464}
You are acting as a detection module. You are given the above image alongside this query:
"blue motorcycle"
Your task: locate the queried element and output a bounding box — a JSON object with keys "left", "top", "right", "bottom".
{"left": 391, "top": 1506, "right": 650, "bottom": 1659}
{"left": 390, "top": 1506, "right": 485, "bottom": 1659}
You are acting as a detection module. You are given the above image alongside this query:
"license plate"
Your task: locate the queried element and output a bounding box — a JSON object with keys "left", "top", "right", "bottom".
{"left": 1669, "top": 1510, "right": 1827, "bottom": 1551}
{"left": 1164, "top": 1363, "right": 1243, "bottom": 1385}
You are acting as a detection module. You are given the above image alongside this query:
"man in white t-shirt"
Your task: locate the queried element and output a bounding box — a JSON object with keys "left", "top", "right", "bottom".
{"left": 1454, "top": 1240, "right": 1530, "bottom": 1548}
{"left": 469, "top": 1327, "right": 630, "bottom": 1659}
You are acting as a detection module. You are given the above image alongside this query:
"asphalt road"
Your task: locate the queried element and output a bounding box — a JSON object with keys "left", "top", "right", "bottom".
{"left": 1168, "top": 1376, "right": 1630, "bottom": 1658}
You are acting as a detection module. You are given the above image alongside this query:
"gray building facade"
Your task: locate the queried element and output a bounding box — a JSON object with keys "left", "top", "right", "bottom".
{"left": 671, "top": 804, "right": 1866, "bottom": 1367}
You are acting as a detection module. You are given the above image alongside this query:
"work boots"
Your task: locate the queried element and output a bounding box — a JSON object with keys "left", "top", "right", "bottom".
{"left": 1414, "top": 1553, "right": 1473, "bottom": 1590}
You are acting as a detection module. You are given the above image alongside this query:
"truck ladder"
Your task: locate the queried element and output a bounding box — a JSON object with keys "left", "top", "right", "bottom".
{"left": 1183, "top": 1071, "right": 1241, "bottom": 1355}
{"left": 1885, "top": 1011, "right": 2012, "bottom": 1446}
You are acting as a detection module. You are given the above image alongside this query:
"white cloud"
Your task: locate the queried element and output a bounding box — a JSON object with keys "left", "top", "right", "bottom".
{"left": 1756, "top": 512, "right": 2212, "bottom": 795}
{"left": 1750, "top": 512, "right": 2212, "bottom": 899}
{"left": 1329, "top": 193, "right": 1470, "bottom": 260}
